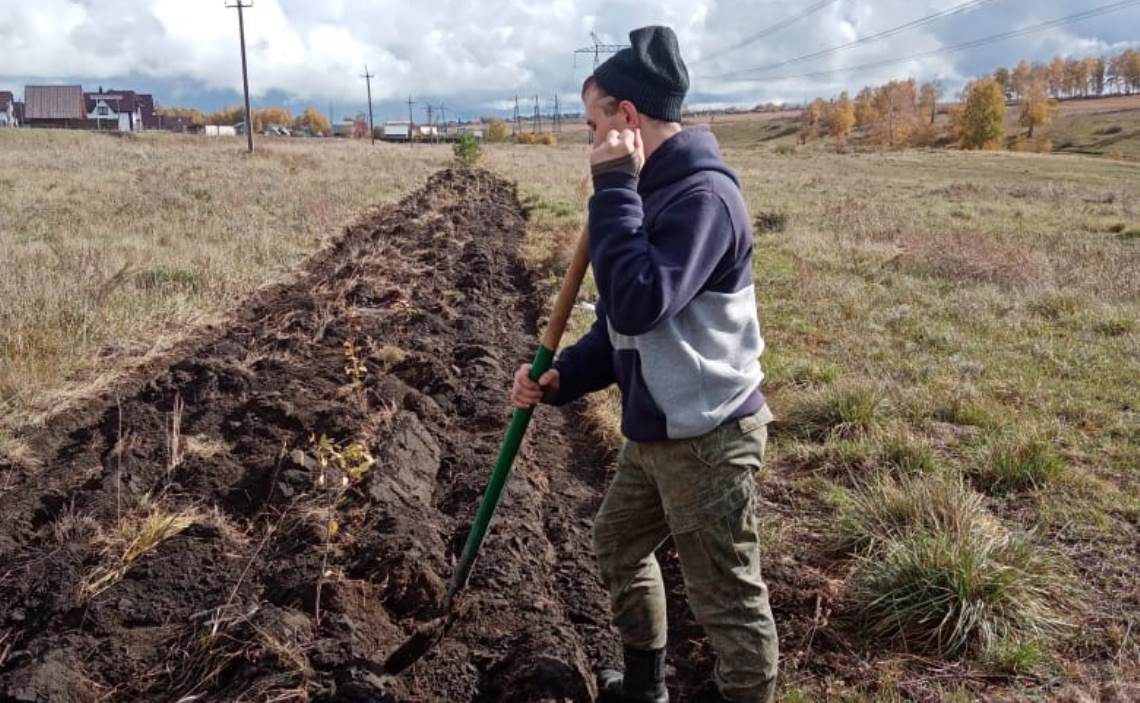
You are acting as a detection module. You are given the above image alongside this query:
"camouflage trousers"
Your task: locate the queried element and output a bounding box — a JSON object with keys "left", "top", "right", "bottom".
{"left": 592, "top": 405, "right": 779, "bottom": 703}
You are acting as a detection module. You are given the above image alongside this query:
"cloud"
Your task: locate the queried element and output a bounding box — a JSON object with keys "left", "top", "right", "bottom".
{"left": 0, "top": 0, "right": 1137, "bottom": 113}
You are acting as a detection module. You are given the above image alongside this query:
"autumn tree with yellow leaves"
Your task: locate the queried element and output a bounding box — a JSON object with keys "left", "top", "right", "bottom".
{"left": 957, "top": 79, "right": 1005, "bottom": 150}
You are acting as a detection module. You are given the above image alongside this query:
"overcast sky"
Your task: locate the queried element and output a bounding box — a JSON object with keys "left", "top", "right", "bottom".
{"left": 1, "top": 0, "right": 1137, "bottom": 120}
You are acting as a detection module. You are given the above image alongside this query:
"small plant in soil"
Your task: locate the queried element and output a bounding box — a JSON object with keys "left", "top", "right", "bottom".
{"left": 453, "top": 132, "right": 482, "bottom": 168}
{"left": 293, "top": 434, "right": 374, "bottom": 625}
{"left": 343, "top": 338, "right": 367, "bottom": 406}
{"left": 342, "top": 314, "right": 370, "bottom": 411}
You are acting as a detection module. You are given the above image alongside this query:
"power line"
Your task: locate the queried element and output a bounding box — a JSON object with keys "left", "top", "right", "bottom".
{"left": 696, "top": 0, "right": 840, "bottom": 65}
{"left": 703, "top": 0, "right": 1002, "bottom": 80}
{"left": 574, "top": 31, "right": 630, "bottom": 70}
{"left": 225, "top": 1, "right": 254, "bottom": 153}
{"left": 716, "top": 0, "right": 1140, "bottom": 84}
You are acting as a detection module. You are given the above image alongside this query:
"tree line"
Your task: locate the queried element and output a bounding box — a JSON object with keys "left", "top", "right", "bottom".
{"left": 155, "top": 106, "right": 332, "bottom": 136}
{"left": 800, "top": 48, "right": 1140, "bottom": 151}
{"left": 801, "top": 79, "right": 943, "bottom": 147}
{"left": 994, "top": 49, "right": 1140, "bottom": 101}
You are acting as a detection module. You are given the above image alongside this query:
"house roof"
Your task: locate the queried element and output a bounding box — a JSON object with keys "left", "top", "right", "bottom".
{"left": 85, "top": 89, "right": 139, "bottom": 115}
{"left": 25, "top": 85, "right": 85, "bottom": 120}
{"left": 0, "top": 91, "right": 13, "bottom": 111}
{"left": 136, "top": 94, "right": 155, "bottom": 119}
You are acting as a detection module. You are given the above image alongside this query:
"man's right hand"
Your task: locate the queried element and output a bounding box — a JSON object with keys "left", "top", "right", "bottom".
{"left": 511, "top": 364, "right": 560, "bottom": 408}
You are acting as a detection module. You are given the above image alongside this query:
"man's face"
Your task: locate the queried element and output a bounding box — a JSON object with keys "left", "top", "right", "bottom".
{"left": 583, "top": 84, "right": 634, "bottom": 148}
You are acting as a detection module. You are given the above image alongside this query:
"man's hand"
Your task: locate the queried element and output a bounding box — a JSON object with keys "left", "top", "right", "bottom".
{"left": 590, "top": 128, "right": 645, "bottom": 177}
{"left": 511, "top": 364, "right": 560, "bottom": 408}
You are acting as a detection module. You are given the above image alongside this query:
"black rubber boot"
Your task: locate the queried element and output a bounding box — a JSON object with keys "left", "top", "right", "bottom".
{"left": 597, "top": 646, "right": 668, "bottom": 703}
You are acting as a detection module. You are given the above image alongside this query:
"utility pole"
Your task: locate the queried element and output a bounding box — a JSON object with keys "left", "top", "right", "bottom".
{"left": 225, "top": 1, "right": 255, "bottom": 153}
{"left": 533, "top": 95, "right": 541, "bottom": 133}
{"left": 513, "top": 95, "right": 520, "bottom": 136}
{"left": 361, "top": 64, "right": 375, "bottom": 145}
{"left": 437, "top": 105, "right": 447, "bottom": 134}
{"left": 406, "top": 95, "right": 415, "bottom": 145}
{"left": 553, "top": 94, "right": 560, "bottom": 133}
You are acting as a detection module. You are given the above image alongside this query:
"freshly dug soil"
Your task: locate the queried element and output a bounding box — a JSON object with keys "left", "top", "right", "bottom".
{"left": 0, "top": 170, "right": 635, "bottom": 702}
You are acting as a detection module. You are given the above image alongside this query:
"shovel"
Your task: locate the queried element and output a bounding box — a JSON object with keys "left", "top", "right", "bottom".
{"left": 374, "top": 228, "right": 592, "bottom": 676}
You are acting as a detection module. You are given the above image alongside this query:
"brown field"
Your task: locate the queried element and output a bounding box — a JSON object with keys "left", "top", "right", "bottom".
{"left": 1, "top": 121, "right": 1138, "bottom": 702}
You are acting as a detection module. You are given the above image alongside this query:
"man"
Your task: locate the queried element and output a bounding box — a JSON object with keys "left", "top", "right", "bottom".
{"left": 510, "top": 26, "right": 778, "bottom": 703}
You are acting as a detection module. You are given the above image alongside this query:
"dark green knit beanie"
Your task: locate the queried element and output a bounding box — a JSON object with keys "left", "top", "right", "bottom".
{"left": 592, "top": 26, "right": 689, "bottom": 122}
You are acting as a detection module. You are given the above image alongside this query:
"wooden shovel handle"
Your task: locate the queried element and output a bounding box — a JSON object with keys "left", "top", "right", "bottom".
{"left": 540, "top": 228, "right": 591, "bottom": 351}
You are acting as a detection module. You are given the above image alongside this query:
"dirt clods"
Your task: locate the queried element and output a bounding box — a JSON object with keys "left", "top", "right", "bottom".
{"left": 0, "top": 170, "right": 618, "bottom": 702}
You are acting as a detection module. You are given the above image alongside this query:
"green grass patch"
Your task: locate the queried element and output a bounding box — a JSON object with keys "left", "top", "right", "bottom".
{"left": 982, "top": 435, "right": 1065, "bottom": 494}
{"left": 763, "top": 351, "right": 839, "bottom": 391}
{"left": 983, "top": 636, "right": 1046, "bottom": 675}
{"left": 783, "top": 384, "right": 887, "bottom": 441}
{"left": 925, "top": 395, "right": 1001, "bottom": 431}
{"left": 786, "top": 438, "right": 878, "bottom": 477}
{"left": 1027, "top": 291, "right": 1086, "bottom": 320}
{"left": 878, "top": 432, "right": 937, "bottom": 474}
{"left": 1093, "top": 314, "right": 1136, "bottom": 337}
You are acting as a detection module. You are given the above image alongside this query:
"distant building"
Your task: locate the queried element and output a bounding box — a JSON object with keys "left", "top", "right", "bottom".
{"left": 85, "top": 87, "right": 144, "bottom": 131}
{"left": 24, "top": 85, "right": 86, "bottom": 128}
{"left": 460, "top": 121, "right": 485, "bottom": 140}
{"left": 13, "top": 101, "right": 24, "bottom": 126}
{"left": 0, "top": 91, "right": 16, "bottom": 127}
{"left": 383, "top": 121, "right": 411, "bottom": 141}
{"left": 136, "top": 94, "right": 158, "bottom": 130}
{"left": 156, "top": 115, "right": 196, "bottom": 132}
{"left": 203, "top": 125, "right": 238, "bottom": 137}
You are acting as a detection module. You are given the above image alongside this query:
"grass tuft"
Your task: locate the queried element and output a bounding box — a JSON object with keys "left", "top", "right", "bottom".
{"left": 783, "top": 384, "right": 887, "bottom": 441}
{"left": 754, "top": 211, "right": 788, "bottom": 234}
{"left": 878, "top": 432, "right": 937, "bottom": 474}
{"left": 834, "top": 472, "right": 1004, "bottom": 553}
{"left": 853, "top": 531, "right": 1069, "bottom": 656}
{"left": 982, "top": 435, "right": 1065, "bottom": 494}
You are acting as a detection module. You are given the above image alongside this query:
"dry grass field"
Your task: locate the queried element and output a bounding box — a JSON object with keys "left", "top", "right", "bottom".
{"left": 1, "top": 124, "right": 1137, "bottom": 700}
{"left": 0, "top": 130, "right": 450, "bottom": 439}
{"left": 494, "top": 139, "right": 1140, "bottom": 699}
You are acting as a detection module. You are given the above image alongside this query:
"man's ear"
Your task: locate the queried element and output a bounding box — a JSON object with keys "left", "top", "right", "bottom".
{"left": 618, "top": 100, "right": 640, "bottom": 128}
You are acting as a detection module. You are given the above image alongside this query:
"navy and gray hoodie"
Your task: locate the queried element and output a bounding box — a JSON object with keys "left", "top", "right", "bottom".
{"left": 551, "top": 126, "right": 765, "bottom": 441}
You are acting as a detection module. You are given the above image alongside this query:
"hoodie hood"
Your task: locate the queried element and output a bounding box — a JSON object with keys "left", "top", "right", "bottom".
{"left": 637, "top": 125, "right": 740, "bottom": 195}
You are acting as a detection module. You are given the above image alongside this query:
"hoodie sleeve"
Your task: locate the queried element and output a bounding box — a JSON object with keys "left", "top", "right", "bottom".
{"left": 549, "top": 302, "right": 616, "bottom": 406}
{"left": 589, "top": 172, "right": 732, "bottom": 336}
